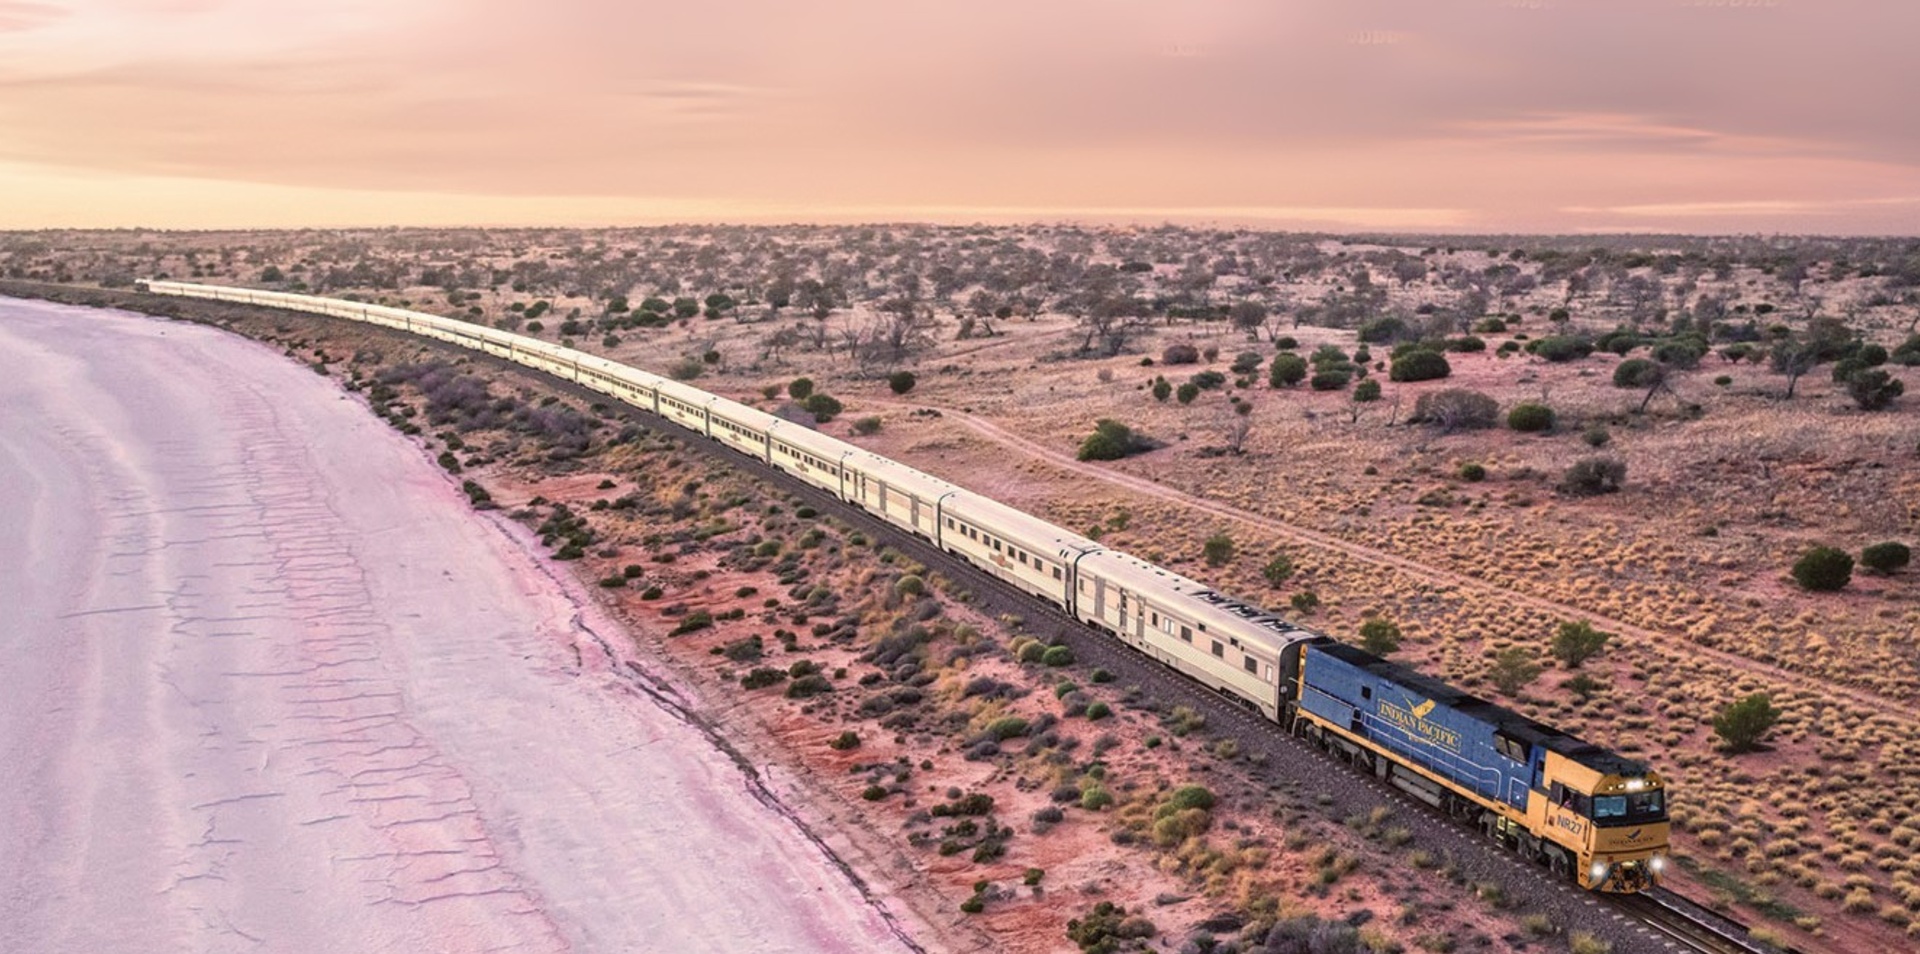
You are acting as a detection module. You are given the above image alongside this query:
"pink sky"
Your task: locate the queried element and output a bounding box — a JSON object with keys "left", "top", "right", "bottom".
{"left": 1, "top": 0, "right": 1916, "bottom": 233}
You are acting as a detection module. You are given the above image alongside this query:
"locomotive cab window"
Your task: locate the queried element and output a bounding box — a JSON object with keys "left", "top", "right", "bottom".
{"left": 1494, "top": 733, "right": 1531, "bottom": 764}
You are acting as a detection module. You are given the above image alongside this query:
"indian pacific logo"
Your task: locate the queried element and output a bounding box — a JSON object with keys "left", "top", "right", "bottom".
{"left": 1624, "top": 828, "right": 1644, "bottom": 843}
{"left": 1378, "top": 695, "right": 1462, "bottom": 753}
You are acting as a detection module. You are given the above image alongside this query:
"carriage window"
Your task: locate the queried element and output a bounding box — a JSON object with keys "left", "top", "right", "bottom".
{"left": 1053, "top": 567, "right": 1063, "bottom": 580}
{"left": 1243, "top": 657, "right": 1258, "bottom": 674}
{"left": 1211, "top": 641, "right": 1224, "bottom": 658}
{"left": 1180, "top": 627, "right": 1192, "bottom": 643}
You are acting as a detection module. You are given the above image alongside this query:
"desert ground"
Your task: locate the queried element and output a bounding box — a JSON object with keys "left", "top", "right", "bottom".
{"left": 4, "top": 223, "right": 1917, "bottom": 954}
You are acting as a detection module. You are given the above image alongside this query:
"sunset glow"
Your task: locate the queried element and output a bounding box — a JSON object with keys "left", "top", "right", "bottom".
{"left": 2, "top": 0, "right": 1915, "bottom": 233}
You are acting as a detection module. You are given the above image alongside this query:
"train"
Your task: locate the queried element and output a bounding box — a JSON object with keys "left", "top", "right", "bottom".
{"left": 137, "top": 279, "right": 1671, "bottom": 892}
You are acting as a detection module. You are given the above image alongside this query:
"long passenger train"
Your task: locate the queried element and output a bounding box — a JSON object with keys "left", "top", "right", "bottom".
{"left": 139, "top": 279, "right": 1671, "bottom": 893}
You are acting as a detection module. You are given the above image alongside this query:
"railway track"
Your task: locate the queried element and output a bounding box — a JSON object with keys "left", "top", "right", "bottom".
{"left": 224, "top": 300, "right": 1794, "bottom": 954}
{"left": 1611, "top": 890, "right": 1793, "bottom": 954}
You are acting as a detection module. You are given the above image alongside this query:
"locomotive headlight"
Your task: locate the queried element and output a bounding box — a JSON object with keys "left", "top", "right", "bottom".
{"left": 1590, "top": 862, "right": 1610, "bottom": 884}
{"left": 1625, "top": 778, "right": 1646, "bottom": 792}
{"left": 1650, "top": 855, "right": 1668, "bottom": 875}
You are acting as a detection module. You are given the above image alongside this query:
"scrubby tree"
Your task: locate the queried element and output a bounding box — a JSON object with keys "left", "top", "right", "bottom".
{"left": 1860, "top": 541, "right": 1911, "bottom": 575}
{"left": 888, "top": 370, "right": 917, "bottom": 394}
{"left": 1791, "top": 546, "right": 1853, "bottom": 591}
{"left": 788, "top": 377, "right": 814, "bottom": 400}
{"left": 1488, "top": 646, "right": 1542, "bottom": 697}
{"left": 1353, "top": 379, "right": 1382, "bottom": 403}
{"left": 1150, "top": 377, "right": 1172, "bottom": 402}
{"left": 1359, "top": 618, "right": 1401, "bottom": 656}
{"left": 1551, "top": 621, "right": 1611, "bottom": 669}
{"left": 1713, "top": 693, "right": 1781, "bottom": 753}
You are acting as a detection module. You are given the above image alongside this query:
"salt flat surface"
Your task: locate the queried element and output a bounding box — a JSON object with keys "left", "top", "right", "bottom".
{"left": 0, "top": 298, "right": 912, "bottom": 954}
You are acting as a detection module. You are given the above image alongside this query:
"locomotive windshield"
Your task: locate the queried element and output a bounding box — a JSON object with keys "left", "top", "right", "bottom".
{"left": 1591, "top": 790, "right": 1665, "bottom": 825}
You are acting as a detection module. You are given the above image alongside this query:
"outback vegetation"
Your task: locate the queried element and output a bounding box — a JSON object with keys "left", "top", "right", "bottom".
{"left": 7, "top": 222, "right": 1920, "bottom": 954}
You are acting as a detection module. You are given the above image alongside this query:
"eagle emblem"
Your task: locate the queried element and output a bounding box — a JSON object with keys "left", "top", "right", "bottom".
{"left": 1411, "top": 698, "right": 1436, "bottom": 719}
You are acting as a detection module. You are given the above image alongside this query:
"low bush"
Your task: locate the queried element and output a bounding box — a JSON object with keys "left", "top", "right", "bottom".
{"left": 1559, "top": 457, "right": 1626, "bottom": 496}
{"left": 1861, "top": 541, "right": 1911, "bottom": 574}
{"left": 1528, "top": 335, "right": 1593, "bottom": 363}
{"left": 1077, "top": 419, "right": 1145, "bottom": 461}
{"left": 887, "top": 370, "right": 916, "bottom": 394}
{"left": 1389, "top": 349, "right": 1451, "bottom": 382}
{"left": 1162, "top": 343, "right": 1200, "bottom": 365}
{"left": 1268, "top": 353, "right": 1308, "bottom": 388}
{"left": 1613, "top": 358, "right": 1663, "bottom": 389}
{"left": 1791, "top": 546, "right": 1853, "bottom": 591}
{"left": 1411, "top": 388, "right": 1498, "bottom": 431}
{"left": 1507, "top": 401, "right": 1555, "bottom": 432}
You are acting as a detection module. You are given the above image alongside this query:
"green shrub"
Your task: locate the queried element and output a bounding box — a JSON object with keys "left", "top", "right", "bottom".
{"left": 1262, "top": 553, "right": 1294, "bottom": 586}
{"left": 1358, "top": 316, "right": 1410, "bottom": 343}
{"left": 851, "top": 415, "right": 882, "bottom": 435}
{"left": 1359, "top": 618, "right": 1401, "bottom": 656}
{"left": 1613, "top": 358, "right": 1662, "bottom": 389}
{"left": 741, "top": 667, "right": 787, "bottom": 689}
{"left": 986, "top": 716, "right": 1031, "bottom": 740}
{"left": 894, "top": 574, "right": 925, "bottom": 597}
{"left": 829, "top": 730, "right": 861, "bottom": 750}
{"left": 1389, "top": 349, "right": 1451, "bottom": 382}
{"left": 1150, "top": 378, "right": 1171, "bottom": 401}
{"left": 1507, "top": 402, "right": 1555, "bottom": 433}
{"left": 1080, "top": 785, "right": 1115, "bottom": 811}
{"left": 1458, "top": 462, "right": 1487, "bottom": 482}
{"left": 1582, "top": 424, "right": 1611, "bottom": 448}
{"left": 1162, "top": 343, "right": 1200, "bottom": 364}
{"left": 1846, "top": 368, "right": 1904, "bottom": 411}
{"left": 1041, "top": 645, "right": 1075, "bottom": 667}
{"left": 1309, "top": 369, "right": 1352, "bottom": 391}
{"left": 786, "top": 674, "right": 834, "bottom": 698}
{"left": 887, "top": 370, "right": 916, "bottom": 394}
{"left": 862, "top": 784, "right": 889, "bottom": 801}
{"left": 1268, "top": 353, "right": 1308, "bottom": 387}
{"left": 1488, "top": 646, "right": 1542, "bottom": 696}
{"left": 1528, "top": 335, "right": 1593, "bottom": 363}
{"left": 1077, "top": 419, "right": 1140, "bottom": 461}
{"left": 1551, "top": 620, "right": 1611, "bottom": 668}
{"left": 802, "top": 392, "right": 843, "bottom": 422}
{"left": 1190, "top": 370, "right": 1226, "bottom": 390}
{"left": 1791, "top": 546, "right": 1853, "bottom": 591}
{"left": 1085, "top": 701, "right": 1111, "bottom": 720}
{"left": 1018, "top": 641, "right": 1049, "bottom": 664}
{"left": 787, "top": 377, "right": 814, "bottom": 400}
{"left": 1274, "top": 335, "right": 1299, "bottom": 351}
{"left": 1353, "top": 379, "right": 1382, "bottom": 402}
{"left": 1290, "top": 590, "right": 1319, "bottom": 614}
{"left": 1175, "top": 382, "right": 1200, "bottom": 404}
{"left": 1713, "top": 693, "right": 1780, "bottom": 753}
{"left": 1861, "top": 541, "right": 1911, "bottom": 574}
{"left": 1203, "top": 532, "right": 1235, "bottom": 567}
{"left": 1231, "top": 351, "right": 1263, "bottom": 375}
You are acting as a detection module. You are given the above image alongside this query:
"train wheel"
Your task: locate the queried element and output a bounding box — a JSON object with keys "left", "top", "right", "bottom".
{"left": 1549, "top": 852, "right": 1571, "bottom": 880}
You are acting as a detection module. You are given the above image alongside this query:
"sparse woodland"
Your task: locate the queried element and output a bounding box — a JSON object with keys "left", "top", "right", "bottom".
{"left": 9, "top": 223, "right": 1920, "bottom": 952}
